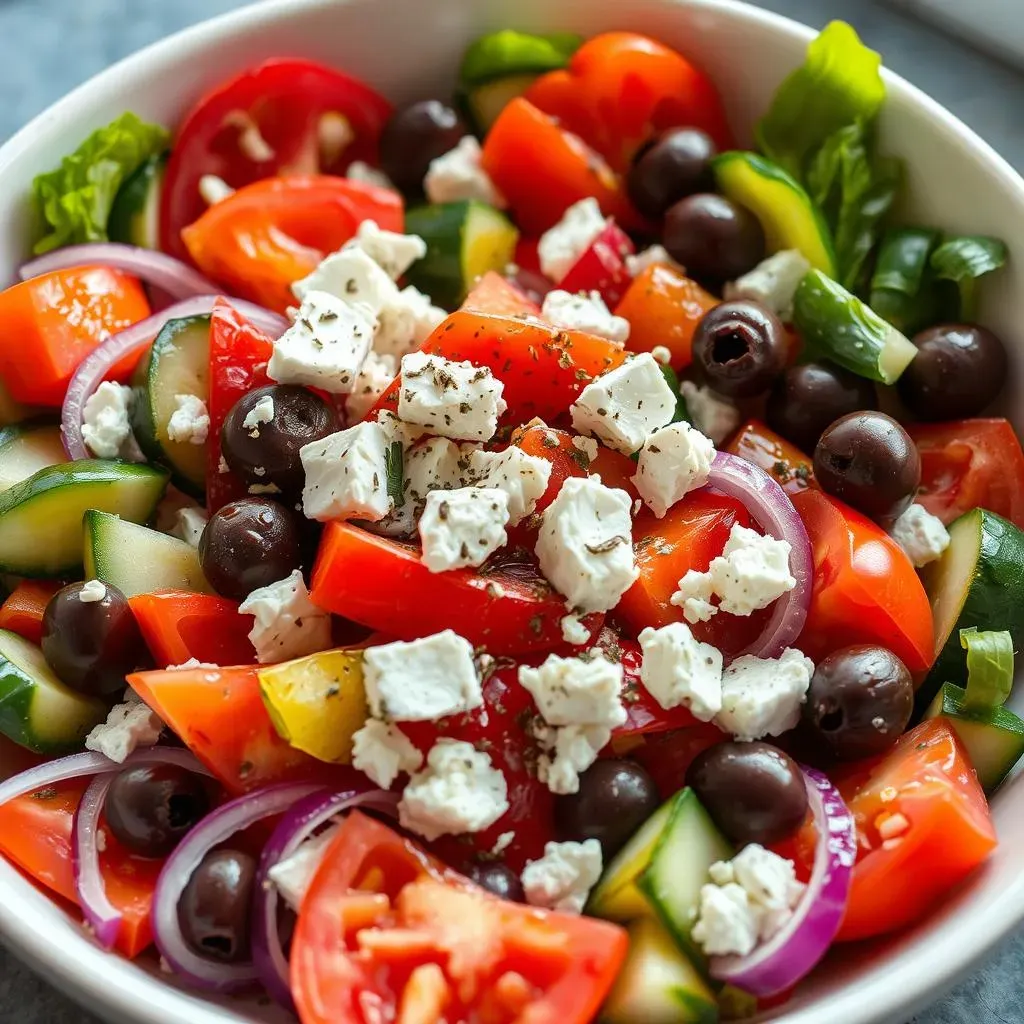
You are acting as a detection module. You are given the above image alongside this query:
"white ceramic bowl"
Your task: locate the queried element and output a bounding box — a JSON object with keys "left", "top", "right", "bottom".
{"left": 1, "top": 1, "right": 1023, "bottom": 1021}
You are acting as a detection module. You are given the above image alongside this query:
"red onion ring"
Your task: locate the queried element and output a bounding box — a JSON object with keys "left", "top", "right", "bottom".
{"left": 72, "top": 774, "right": 121, "bottom": 949}
{"left": 706, "top": 451, "right": 813, "bottom": 660}
{"left": 253, "top": 787, "right": 399, "bottom": 1010}
{"left": 710, "top": 766, "right": 857, "bottom": 996}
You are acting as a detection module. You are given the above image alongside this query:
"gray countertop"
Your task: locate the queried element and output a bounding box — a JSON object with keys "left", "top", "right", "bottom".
{"left": 1, "top": 0, "right": 1023, "bottom": 1020}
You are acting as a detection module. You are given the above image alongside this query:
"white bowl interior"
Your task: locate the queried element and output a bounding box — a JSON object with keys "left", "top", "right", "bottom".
{"left": 1, "top": 1, "right": 1023, "bottom": 1022}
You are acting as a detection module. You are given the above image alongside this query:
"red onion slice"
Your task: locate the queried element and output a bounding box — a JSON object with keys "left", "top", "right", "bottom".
{"left": 710, "top": 766, "right": 857, "bottom": 996}
{"left": 72, "top": 774, "right": 121, "bottom": 949}
{"left": 253, "top": 788, "right": 399, "bottom": 1010}
{"left": 706, "top": 451, "right": 814, "bottom": 660}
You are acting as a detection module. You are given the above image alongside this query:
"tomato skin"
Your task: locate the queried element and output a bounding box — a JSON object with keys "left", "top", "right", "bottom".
{"left": 461, "top": 271, "right": 542, "bottom": 319}
{"left": 558, "top": 222, "right": 635, "bottom": 307}
{"left": 725, "top": 419, "right": 817, "bottom": 497}
{"left": 627, "top": 723, "right": 726, "bottom": 799}
{"left": 909, "top": 418, "right": 1024, "bottom": 530}
{"left": 0, "top": 581, "right": 62, "bottom": 645}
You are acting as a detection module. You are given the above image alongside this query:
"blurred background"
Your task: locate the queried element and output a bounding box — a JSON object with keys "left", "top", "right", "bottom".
{"left": 1, "top": 0, "right": 1023, "bottom": 1021}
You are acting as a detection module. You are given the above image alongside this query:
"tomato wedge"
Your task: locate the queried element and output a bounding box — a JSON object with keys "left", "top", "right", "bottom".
{"left": 725, "top": 419, "right": 817, "bottom": 497}
{"left": 0, "top": 580, "right": 62, "bottom": 645}
{"left": 462, "top": 271, "right": 542, "bottom": 319}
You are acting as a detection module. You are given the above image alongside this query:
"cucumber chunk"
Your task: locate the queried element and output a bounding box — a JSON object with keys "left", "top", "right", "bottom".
{"left": 108, "top": 153, "right": 167, "bottom": 250}
{"left": 0, "top": 460, "right": 168, "bottom": 577}
{"left": 464, "top": 75, "right": 539, "bottom": 134}
{"left": 0, "top": 629, "right": 105, "bottom": 753}
{"left": 84, "top": 509, "right": 211, "bottom": 598}
{"left": 133, "top": 314, "right": 210, "bottom": 496}
{"left": 0, "top": 422, "right": 68, "bottom": 493}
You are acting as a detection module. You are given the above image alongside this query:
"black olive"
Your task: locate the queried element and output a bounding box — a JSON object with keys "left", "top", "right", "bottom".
{"left": 663, "top": 194, "right": 765, "bottom": 285}
{"left": 627, "top": 128, "right": 717, "bottom": 220}
{"left": 691, "top": 300, "right": 788, "bottom": 397}
{"left": 379, "top": 100, "right": 468, "bottom": 196}
{"left": 178, "top": 848, "right": 257, "bottom": 963}
{"left": 465, "top": 861, "right": 525, "bottom": 902}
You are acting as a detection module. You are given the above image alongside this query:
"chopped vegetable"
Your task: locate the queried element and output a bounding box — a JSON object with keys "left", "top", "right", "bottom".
{"left": 930, "top": 235, "right": 1008, "bottom": 320}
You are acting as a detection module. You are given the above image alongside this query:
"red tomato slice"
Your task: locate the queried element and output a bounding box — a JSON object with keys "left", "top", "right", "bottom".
{"left": 558, "top": 222, "right": 635, "bottom": 307}
{"left": 461, "top": 271, "right": 542, "bottom": 319}
{"left": 909, "top": 418, "right": 1024, "bottom": 530}
{"left": 161, "top": 58, "right": 392, "bottom": 261}
{"left": 0, "top": 580, "right": 62, "bottom": 645}
{"left": 725, "top": 419, "right": 817, "bottom": 497}
{"left": 291, "top": 811, "right": 628, "bottom": 1024}
{"left": 625, "top": 723, "right": 726, "bottom": 800}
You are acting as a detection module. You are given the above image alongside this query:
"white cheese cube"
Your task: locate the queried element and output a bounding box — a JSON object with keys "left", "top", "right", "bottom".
{"left": 670, "top": 570, "right": 717, "bottom": 624}
{"left": 84, "top": 691, "right": 163, "bottom": 763}
{"left": 238, "top": 570, "right": 332, "bottom": 664}
{"left": 715, "top": 648, "right": 814, "bottom": 740}
{"left": 167, "top": 394, "right": 210, "bottom": 445}
{"left": 418, "top": 486, "right": 510, "bottom": 572}
{"left": 626, "top": 244, "right": 683, "bottom": 277}
{"left": 724, "top": 250, "right": 811, "bottom": 322}
{"left": 300, "top": 420, "right": 392, "bottom": 522}
{"left": 518, "top": 653, "right": 627, "bottom": 729}
{"left": 889, "top": 503, "right": 950, "bottom": 567}
{"left": 351, "top": 718, "right": 424, "bottom": 789}
{"left": 376, "top": 285, "right": 447, "bottom": 358}
{"left": 680, "top": 382, "right": 740, "bottom": 446}
{"left": 266, "top": 824, "right": 340, "bottom": 913}
{"left": 535, "top": 723, "right": 611, "bottom": 795}
{"left": 468, "top": 446, "right": 552, "bottom": 525}
{"left": 291, "top": 246, "right": 398, "bottom": 314}
{"left": 521, "top": 839, "right": 603, "bottom": 915}
{"left": 424, "top": 136, "right": 506, "bottom": 208}
{"left": 541, "top": 290, "right": 630, "bottom": 346}
{"left": 348, "top": 219, "right": 427, "bottom": 280}
{"left": 538, "top": 198, "right": 607, "bottom": 282}
{"left": 81, "top": 382, "right": 134, "bottom": 459}
{"left": 692, "top": 882, "right": 761, "bottom": 957}
{"left": 171, "top": 506, "right": 208, "bottom": 548}
{"left": 633, "top": 421, "right": 715, "bottom": 518}
{"left": 638, "top": 622, "right": 723, "bottom": 721}
{"left": 347, "top": 161, "right": 395, "bottom": 190}
{"left": 345, "top": 351, "right": 398, "bottom": 423}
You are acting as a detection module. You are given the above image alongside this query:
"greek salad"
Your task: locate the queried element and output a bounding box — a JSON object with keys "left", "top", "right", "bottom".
{"left": 0, "top": 19, "right": 1020, "bottom": 1024}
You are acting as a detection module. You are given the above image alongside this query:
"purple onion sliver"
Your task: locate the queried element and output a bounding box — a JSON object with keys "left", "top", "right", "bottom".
{"left": 72, "top": 773, "right": 121, "bottom": 949}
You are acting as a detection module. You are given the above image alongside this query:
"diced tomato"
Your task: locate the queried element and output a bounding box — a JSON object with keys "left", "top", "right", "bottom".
{"left": 514, "top": 236, "right": 545, "bottom": 278}
{"left": 626, "top": 723, "right": 726, "bottom": 799}
{"left": 161, "top": 58, "right": 393, "bottom": 262}
{"left": 0, "top": 268, "right": 151, "bottom": 406}
{"left": 909, "top": 418, "right": 1024, "bottom": 529}
{"left": 725, "top": 420, "right": 817, "bottom": 497}
{"left": 291, "top": 811, "right": 628, "bottom": 1024}
{"left": 558, "top": 222, "right": 635, "bottom": 308}
{"left": 509, "top": 423, "right": 585, "bottom": 520}
{"left": 0, "top": 581, "right": 61, "bottom": 645}
{"left": 462, "top": 271, "right": 542, "bottom": 319}
{"left": 181, "top": 175, "right": 403, "bottom": 312}
{"left": 792, "top": 489, "right": 934, "bottom": 673}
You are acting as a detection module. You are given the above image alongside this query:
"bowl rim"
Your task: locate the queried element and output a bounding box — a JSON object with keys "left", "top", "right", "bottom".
{"left": 2, "top": 1, "right": 1024, "bottom": 1023}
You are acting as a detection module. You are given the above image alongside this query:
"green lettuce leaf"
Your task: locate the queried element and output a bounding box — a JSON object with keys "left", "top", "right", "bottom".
{"left": 930, "top": 235, "right": 1008, "bottom": 320}
{"left": 32, "top": 112, "right": 169, "bottom": 255}
{"left": 460, "top": 30, "right": 582, "bottom": 87}
{"left": 960, "top": 627, "right": 1015, "bottom": 712}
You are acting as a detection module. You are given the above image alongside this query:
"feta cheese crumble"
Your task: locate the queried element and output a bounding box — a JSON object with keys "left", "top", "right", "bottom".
{"left": 376, "top": 285, "right": 447, "bottom": 358}
{"left": 267, "top": 825, "right": 340, "bottom": 913}
{"left": 626, "top": 244, "right": 683, "bottom": 277}
{"left": 715, "top": 648, "right": 814, "bottom": 740}
{"left": 570, "top": 353, "right": 676, "bottom": 456}
{"left": 560, "top": 612, "right": 592, "bottom": 646}
{"left": 345, "top": 351, "right": 398, "bottom": 422}
{"left": 889, "top": 503, "right": 950, "bottom": 567}
{"left": 424, "top": 136, "right": 506, "bottom": 208}
{"left": 78, "top": 579, "right": 107, "bottom": 603}
{"left": 347, "top": 219, "right": 427, "bottom": 280}
{"left": 81, "top": 382, "right": 134, "bottom": 459}
{"left": 633, "top": 421, "right": 715, "bottom": 518}
{"left": 418, "top": 486, "right": 510, "bottom": 572}
{"left": 533, "top": 722, "right": 615, "bottom": 796}
{"left": 238, "top": 570, "right": 332, "bottom": 664}
{"left": 638, "top": 622, "right": 723, "bottom": 722}
{"left": 468, "top": 446, "right": 552, "bottom": 525}
{"left": 724, "top": 250, "right": 811, "bottom": 322}
{"left": 300, "top": 420, "right": 391, "bottom": 522}
{"left": 398, "top": 352, "right": 506, "bottom": 441}
{"left": 291, "top": 246, "right": 397, "bottom": 314}
{"left": 166, "top": 394, "right": 210, "bottom": 445}
{"left": 171, "top": 507, "right": 208, "bottom": 548}
{"left": 540, "top": 290, "right": 630, "bottom": 346}
{"left": 521, "top": 839, "right": 603, "bottom": 914}
{"left": 538, "top": 198, "right": 607, "bottom": 282}
{"left": 351, "top": 718, "right": 424, "bottom": 789}
{"left": 680, "top": 382, "right": 741, "bottom": 446}
{"left": 85, "top": 691, "right": 163, "bottom": 763}
{"left": 242, "top": 395, "right": 275, "bottom": 435}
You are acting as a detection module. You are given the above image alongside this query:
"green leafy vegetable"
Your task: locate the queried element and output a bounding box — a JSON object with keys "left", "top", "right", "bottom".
{"left": 384, "top": 441, "right": 405, "bottom": 509}
{"left": 868, "top": 227, "right": 951, "bottom": 334}
{"left": 658, "top": 364, "right": 690, "bottom": 425}
{"left": 930, "top": 235, "right": 1008, "bottom": 320}
{"left": 32, "top": 112, "right": 169, "bottom": 255}
{"left": 960, "top": 627, "right": 1015, "bottom": 712}
{"left": 459, "top": 29, "right": 582, "bottom": 87}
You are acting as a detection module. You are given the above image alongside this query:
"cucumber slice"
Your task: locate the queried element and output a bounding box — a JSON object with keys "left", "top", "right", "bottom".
{"left": 83, "top": 509, "right": 212, "bottom": 598}
{"left": 460, "top": 30, "right": 581, "bottom": 87}
{"left": 132, "top": 314, "right": 210, "bottom": 496}
{"left": 108, "top": 153, "right": 167, "bottom": 249}
{"left": 600, "top": 917, "right": 718, "bottom": 1024}
{"left": 404, "top": 201, "right": 519, "bottom": 309}
{"left": 0, "top": 460, "right": 167, "bottom": 577}
{"left": 464, "top": 74, "right": 539, "bottom": 134}
{"left": 713, "top": 151, "right": 836, "bottom": 275}
{"left": 0, "top": 422, "right": 68, "bottom": 493}
{"left": 0, "top": 629, "right": 105, "bottom": 753}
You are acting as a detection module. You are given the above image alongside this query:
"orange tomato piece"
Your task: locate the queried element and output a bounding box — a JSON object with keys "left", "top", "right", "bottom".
{"left": 0, "top": 580, "right": 62, "bottom": 645}
{"left": 725, "top": 420, "right": 817, "bottom": 497}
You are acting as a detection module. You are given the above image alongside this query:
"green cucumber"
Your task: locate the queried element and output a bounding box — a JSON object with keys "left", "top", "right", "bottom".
{"left": 0, "top": 629, "right": 105, "bottom": 753}
{"left": 0, "top": 460, "right": 168, "bottom": 577}
{"left": 132, "top": 314, "right": 210, "bottom": 497}
{"left": 600, "top": 917, "right": 718, "bottom": 1024}
{"left": 463, "top": 75, "right": 539, "bottom": 134}
{"left": 793, "top": 268, "right": 918, "bottom": 384}
{"left": 404, "top": 201, "right": 519, "bottom": 309}
{"left": 0, "top": 422, "right": 67, "bottom": 493}
{"left": 713, "top": 151, "right": 836, "bottom": 275}
{"left": 108, "top": 153, "right": 167, "bottom": 249}
{"left": 83, "top": 510, "right": 211, "bottom": 598}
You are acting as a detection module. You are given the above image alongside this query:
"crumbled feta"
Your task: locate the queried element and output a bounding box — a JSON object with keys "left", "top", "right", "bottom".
{"left": 541, "top": 290, "right": 630, "bottom": 346}
{"left": 267, "top": 825, "right": 340, "bottom": 913}
{"left": 533, "top": 722, "right": 612, "bottom": 795}
{"left": 536, "top": 476, "right": 638, "bottom": 614}
{"left": 724, "top": 250, "right": 811, "bottom": 322}
{"left": 424, "top": 136, "right": 506, "bottom": 208}
{"left": 518, "top": 653, "right": 627, "bottom": 729}
{"left": 571, "top": 354, "right": 676, "bottom": 456}
{"left": 650, "top": 345, "right": 673, "bottom": 365}
{"left": 242, "top": 394, "right": 275, "bottom": 436}
{"left": 538, "top": 198, "right": 607, "bottom": 282}
{"left": 560, "top": 612, "right": 592, "bottom": 646}
{"left": 680, "top": 382, "right": 741, "bottom": 446}
{"left": 300, "top": 420, "right": 391, "bottom": 522}
{"left": 351, "top": 718, "right": 424, "bottom": 789}
{"left": 78, "top": 579, "right": 107, "bottom": 603}
{"left": 166, "top": 394, "right": 210, "bottom": 445}
{"left": 291, "top": 246, "right": 398, "bottom": 313}
{"left": 363, "top": 630, "right": 482, "bottom": 721}
{"left": 85, "top": 692, "right": 163, "bottom": 763}
{"left": 375, "top": 410, "right": 428, "bottom": 451}
{"left": 638, "top": 622, "right": 723, "bottom": 721}
{"left": 348, "top": 219, "right": 427, "bottom": 280}
{"left": 398, "top": 352, "right": 506, "bottom": 441}
{"left": 346, "top": 351, "right": 398, "bottom": 422}
{"left": 347, "top": 160, "right": 395, "bottom": 190}
{"left": 376, "top": 286, "right": 447, "bottom": 358}
{"left": 633, "top": 421, "right": 715, "bottom": 518}
{"left": 571, "top": 435, "right": 599, "bottom": 462}
{"left": 238, "top": 570, "right": 332, "bottom": 664}
{"left": 492, "top": 831, "right": 515, "bottom": 855}
{"left": 81, "top": 382, "right": 134, "bottom": 459}
{"left": 419, "top": 486, "right": 510, "bottom": 572}
{"left": 198, "top": 174, "right": 235, "bottom": 206}
{"left": 715, "top": 648, "right": 814, "bottom": 740}
{"left": 521, "top": 839, "right": 603, "bottom": 914}
{"left": 626, "top": 244, "right": 683, "bottom": 277}
{"left": 692, "top": 882, "right": 761, "bottom": 957}
{"left": 165, "top": 658, "right": 217, "bottom": 670}
{"left": 670, "top": 570, "right": 717, "bottom": 624}
{"left": 889, "top": 503, "right": 950, "bottom": 567}
{"left": 169, "top": 507, "right": 207, "bottom": 548}
{"left": 398, "top": 738, "right": 509, "bottom": 841}
{"left": 468, "top": 447, "right": 552, "bottom": 525}
{"left": 269, "top": 290, "right": 376, "bottom": 394}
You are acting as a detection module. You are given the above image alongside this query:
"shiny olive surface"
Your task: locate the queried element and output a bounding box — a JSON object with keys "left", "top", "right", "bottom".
{"left": 40, "top": 583, "right": 145, "bottom": 697}
{"left": 555, "top": 759, "right": 660, "bottom": 857}
{"left": 627, "top": 128, "right": 717, "bottom": 220}
{"left": 803, "top": 645, "right": 913, "bottom": 760}
{"left": 813, "top": 411, "right": 921, "bottom": 524}
{"left": 198, "top": 498, "right": 304, "bottom": 600}
{"left": 687, "top": 741, "right": 808, "bottom": 846}
{"left": 465, "top": 861, "right": 525, "bottom": 903}
{"left": 691, "top": 300, "right": 787, "bottom": 397}
{"left": 379, "top": 100, "right": 468, "bottom": 196}
{"left": 663, "top": 193, "right": 765, "bottom": 285}
{"left": 897, "top": 323, "right": 1007, "bottom": 421}
{"left": 766, "top": 361, "right": 878, "bottom": 454}
{"left": 104, "top": 765, "right": 210, "bottom": 858}
{"left": 221, "top": 385, "right": 338, "bottom": 496}
{"left": 178, "top": 849, "right": 257, "bottom": 963}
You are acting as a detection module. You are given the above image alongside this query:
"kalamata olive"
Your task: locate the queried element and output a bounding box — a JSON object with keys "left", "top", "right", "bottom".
{"left": 198, "top": 498, "right": 304, "bottom": 600}
{"left": 663, "top": 194, "right": 765, "bottom": 285}
{"left": 465, "top": 861, "right": 525, "bottom": 902}
{"left": 221, "top": 385, "right": 339, "bottom": 497}
{"left": 813, "top": 411, "right": 921, "bottom": 524}
{"left": 178, "top": 849, "right": 256, "bottom": 963}
{"left": 627, "top": 128, "right": 717, "bottom": 220}
{"left": 691, "top": 300, "right": 787, "bottom": 397}
{"left": 803, "top": 645, "right": 913, "bottom": 760}
{"left": 555, "top": 759, "right": 660, "bottom": 857}
{"left": 687, "top": 741, "right": 808, "bottom": 846}
{"left": 897, "top": 323, "right": 1007, "bottom": 421}
{"left": 40, "top": 582, "right": 145, "bottom": 697}
{"left": 766, "top": 362, "right": 878, "bottom": 454}
{"left": 379, "top": 100, "right": 468, "bottom": 196}
{"left": 104, "top": 765, "right": 210, "bottom": 858}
